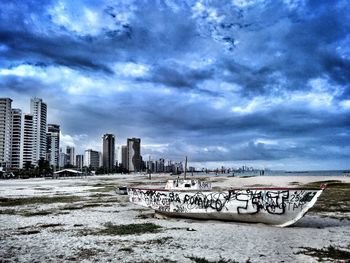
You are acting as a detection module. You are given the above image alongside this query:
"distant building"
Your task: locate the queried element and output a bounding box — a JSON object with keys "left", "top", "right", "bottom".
{"left": 102, "top": 134, "right": 115, "bottom": 170}
{"left": 66, "top": 146, "right": 75, "bottom": 166}
{"left": 30, "top": 97, "right": 47, "bottom": 165}
{"left": 46, "top": 124, "right": 60, "bottom": 167}
{"left": 10, "top": 109, "right": 23, "bottom": 169}
{"left": 156, "top": 158, "right": 165, "bottom": 173}
{"left": 127, "top": 138, "right": 141, "bottom": 172}
{"left": 0, "top": 98, "right": 12, "bottom": 169}
{"left": 84, "top": 149, "right": 100, "bottom": 170}
{"left": 121, "top": 145, "right": 127, "bottom": 169}
{"left": 22, "top": 114, "right": 34, "bottom": 168}
{"left": 59, "top": 148, "right": 68, "bottom": 168}
{"left": 76, "top": 154, "right": 84, "bottom": 170}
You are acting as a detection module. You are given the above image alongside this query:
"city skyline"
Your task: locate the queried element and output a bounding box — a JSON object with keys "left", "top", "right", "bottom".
{"left": 1, "top": 1, "right": 350, "bottom": 170}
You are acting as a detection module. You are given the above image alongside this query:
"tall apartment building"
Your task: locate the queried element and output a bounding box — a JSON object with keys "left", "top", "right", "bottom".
{"left": 0, "top": 98, "right": 12, "bottom": 169}
{"left": 46, "top": 124, "right": 60, "bottom": 167}
{"left": 84, "top": 149, "right": 100, "bottom": 170}
{"left": 66, "top": 146, "right": 75, "bottom": 166}
{"left": 22, "top": 114, "right": 34, "bottom": 168}
{"left": 102, "top": 134, "right": 115, "bottom": 170}
{"left": 127, "top": 138, "right": 141, "bottom": 172}
{"left": 59, "top": 148, "right": 68, "bottom": 168}
{"left": 76, "top": 154, "right": 84, "bottom": 170}
{"left": 30, "top": 98, "right": 47, "bottom": 165}
{"left": 121, "top": 145, "right": 127, "bottom": 169}
{"left": 11, "top": 109, "right": 23, "bottom": 169}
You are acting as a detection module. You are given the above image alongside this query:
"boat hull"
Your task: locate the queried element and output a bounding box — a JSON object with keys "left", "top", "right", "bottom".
{"left": 128, "top": 187, "right": 324, "bottom": 227}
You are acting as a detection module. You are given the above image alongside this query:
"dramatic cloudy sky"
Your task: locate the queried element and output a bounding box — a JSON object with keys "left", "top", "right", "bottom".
{"left": 1, "top": 0, "right": 350, "bottom": 170}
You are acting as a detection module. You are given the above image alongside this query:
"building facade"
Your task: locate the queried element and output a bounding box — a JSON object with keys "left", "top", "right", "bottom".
{"left": 84, "top": 149, "right": 100, "bottom": 170}
{"left": 127, "top": 138, "right": 141, "bottom": 172}
{"left": 76, "top": 154, "right": 84, "bottom": 170}
{"left": 121, "top": 146, "right": 127, "bottom": 169}
{"left": 22, "top": 114, "right": 34, "bottom": 168}
{"left": 46, "top": 124, "right": 60, "bottom": 168}
{"left": 66, "top": 146, "right": 75, "bottom": 166}
{"left": 11, "top": 109, "right": 23, "bottom": 169}
{"left": 102, "top": 134, "right": 115, "bottom": 170}
{"left": 0, "top": 98, "right": 12, "bottom": 169}
{"left": 30, "top": 98, "right": 47, "bottom": 165}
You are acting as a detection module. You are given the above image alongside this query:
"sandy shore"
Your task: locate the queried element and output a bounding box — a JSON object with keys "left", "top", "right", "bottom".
{"left": 1, "top": 174, "right": 349, "bottom": 262}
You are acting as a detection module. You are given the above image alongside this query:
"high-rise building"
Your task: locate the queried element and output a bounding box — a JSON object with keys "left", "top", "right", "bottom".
{"left": 66, "top": 146, "right": 75, "bottom": 166}
{"left": 121, "top": 145, "right": 127, "bottom": 169}
{"left": 76, "top": 154, "right": 84, "bottom": 170}
{"left": 59, "top": 148, "right": 68, "bottom": 168}
{"left": 22, "top": 114, "right": 34, "bottom": 168}
{"left": 11, "top": 109, "right": 23, "bottom": 169}
{"left": 127, "top": 138, "right": 141, "bottom": 172}
{"left": 0, "top": 98, "right": 12, "bottom": 169}
{"left": 30, "top": 98, "right": 47, "bottom": 165}
{"left": 46, "top": 124, "right": 60, "bottom": 167}
{"left": 84, "top": 149, "right": 100, "bottom": 170}
{"left": 102, "top": 134, "right": 115, "bottom": 170}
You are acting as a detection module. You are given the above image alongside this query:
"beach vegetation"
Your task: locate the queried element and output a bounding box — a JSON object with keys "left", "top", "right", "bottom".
{"left": 98, "top": 222, "right": 162, "bottom": 235}
{"left": 21, "top": 210, "right": 54, "bottom": 216}
{"left": 297, "top": 245, "right": 350, "bottom": 261}
{"left": 304, "top": 181, "right": 350, "bottom": 217}
{"left": 186, "top": 256, "right": 239, "bottom": 263}
{"left": 0, "top": 196, "right": 82, "bottom": 206}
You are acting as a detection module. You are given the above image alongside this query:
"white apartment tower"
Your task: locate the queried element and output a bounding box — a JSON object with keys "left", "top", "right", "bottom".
{"left": 0, "top": 98, "right": 12, "bottom": 169}
{"left": 30, "top": 98, "right": 47, "bottom": 165}
{"left": 11, "top": 109, "right": 23, "bottom": 169}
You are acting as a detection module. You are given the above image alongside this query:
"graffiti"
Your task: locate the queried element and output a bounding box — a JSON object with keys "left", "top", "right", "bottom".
{"left": 182, "top": 192, "right": 232, "bottom": 212}
{"left": 129, "top": 188, "right": 318, "bottom": 217}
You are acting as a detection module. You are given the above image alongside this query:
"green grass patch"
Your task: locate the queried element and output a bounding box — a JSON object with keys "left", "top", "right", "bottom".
{"left": 38, "top": 223, "right": 62, "bottom": 228}
{"left": 98, "top": 222, "right": 162, "bottom": 236}
{"left": 0, "top": 209, "right": 18, "bottom": 215}
{"left": 0, "top": 196, "right": 82, "bottom": 206}
{"left": 186, "top": 256, "right": 239, "bottom": 263}
{"left": 303, "top": 181, "right": 350, "bottom": 217}
{"left": 297, "top": 245, "right": 350, "bottom": 261}
{"left": 21, "top": 210, "right": 54, "bottom": 217}
{"left": 17, "top": 230, "right": 41, "bottom": 235}
{"left": 118, "top": 247, "right": 134, "bottom": 253}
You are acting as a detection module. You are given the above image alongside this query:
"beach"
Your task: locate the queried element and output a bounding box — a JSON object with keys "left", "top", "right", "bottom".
{"left": 1, "top": 174, "right": 349, "bottom": 262}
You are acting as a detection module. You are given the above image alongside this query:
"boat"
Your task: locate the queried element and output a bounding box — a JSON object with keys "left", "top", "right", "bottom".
{"left": 128, "top": 179, "right": 326, "bottom": 227}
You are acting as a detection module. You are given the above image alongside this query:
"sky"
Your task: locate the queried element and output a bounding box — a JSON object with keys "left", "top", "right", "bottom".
{"left": 1, "top": 0, "right": 350, "bottom": 170}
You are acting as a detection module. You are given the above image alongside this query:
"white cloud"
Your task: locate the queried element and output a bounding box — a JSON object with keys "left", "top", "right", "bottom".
{"left": 48, "top": 1, "right": 132, "bottom": 36}
{"left": 60, "top": 132, "right": 75, "bottom": 148}
{"left": 113, "top": 62, "right": 150, "bottom": 77}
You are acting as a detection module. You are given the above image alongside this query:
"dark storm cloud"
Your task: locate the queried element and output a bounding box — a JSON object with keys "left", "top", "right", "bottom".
{"left": 1, "top": 0, "right": 350, "bottom": 169}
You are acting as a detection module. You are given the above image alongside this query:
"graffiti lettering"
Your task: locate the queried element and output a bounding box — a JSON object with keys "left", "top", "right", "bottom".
{"left": 128, "top": 188, "right": 318, "bottom": 217}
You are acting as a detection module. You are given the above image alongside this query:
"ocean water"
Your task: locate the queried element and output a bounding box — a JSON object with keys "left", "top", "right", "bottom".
{"left": 192, "top": 170, "right": 349, "bottom": 177}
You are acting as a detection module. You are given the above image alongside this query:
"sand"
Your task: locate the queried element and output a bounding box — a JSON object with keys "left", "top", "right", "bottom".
{"left": 0, "top": 174, "right": 349, "bottom": 263}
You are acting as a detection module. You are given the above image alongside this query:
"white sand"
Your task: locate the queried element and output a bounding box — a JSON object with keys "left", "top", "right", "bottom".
{"left": 0, "top": 174, "right": 349, "bottom": 263}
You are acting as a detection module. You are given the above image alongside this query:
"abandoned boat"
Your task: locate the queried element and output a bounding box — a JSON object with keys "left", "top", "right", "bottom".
{"left": 128, "top": 179, "right": 326, "bottom": 227}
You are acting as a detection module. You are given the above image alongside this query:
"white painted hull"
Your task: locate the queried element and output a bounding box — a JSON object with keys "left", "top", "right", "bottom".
{"left": 128, "top": 187, "right": 324, "bottom": 227}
